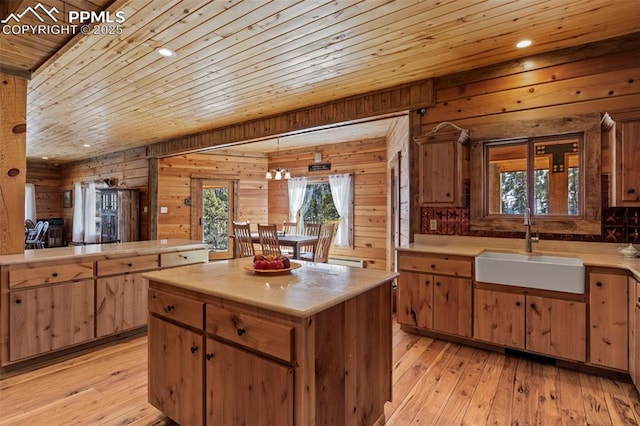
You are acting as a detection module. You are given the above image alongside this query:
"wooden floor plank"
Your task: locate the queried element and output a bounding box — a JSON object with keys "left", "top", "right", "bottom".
{"left": 557, "top": 367, "right": 588, "bottom": 425}
{"left": 1, "top": 320, "right": 640, "bottom": 425}
{"left": 486, "top": 355, "right": 519, "bottom": 424}
{"left": 460, "top": 351, "right": 505, "bottom": 425}
{"left": 438, "top": 348, "right": 489, "bottom": 425}
{"left": 580, "top": 372, "right": 614, "bottom": 425}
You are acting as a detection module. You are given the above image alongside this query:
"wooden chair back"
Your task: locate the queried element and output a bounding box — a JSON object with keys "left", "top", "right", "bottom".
{"left": 301, "top": 222, "right": 322, "bottom": 255}
{"left": 300, "top": 225, "right": 335, "bottom": 263}
{"left": 282, "top": 222, "right": 297, "bottom": 235}
{"left": 232, "top": 222, "right": 254, "bottom": 258}
{"left": 312, "top": 224, "right": 334, "bottom": 263}
{"left": 258, "top": 224, "right": 281, "bottom": 256}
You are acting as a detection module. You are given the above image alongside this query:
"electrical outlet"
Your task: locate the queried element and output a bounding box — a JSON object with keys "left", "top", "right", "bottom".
{"left": 430, "top": 219, "right": 437, "bottom": 230}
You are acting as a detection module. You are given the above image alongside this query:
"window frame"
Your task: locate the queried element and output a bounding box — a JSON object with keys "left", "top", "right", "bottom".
{"left": 483, "top": 133, "right": 583, "bottom": 217}
{"left": 470, "top": 113, "right": 601, "bottom": 235}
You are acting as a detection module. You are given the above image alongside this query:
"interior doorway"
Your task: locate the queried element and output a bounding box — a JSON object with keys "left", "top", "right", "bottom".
{"left": 191, "top": 179, "right": 236, "bottom": 260}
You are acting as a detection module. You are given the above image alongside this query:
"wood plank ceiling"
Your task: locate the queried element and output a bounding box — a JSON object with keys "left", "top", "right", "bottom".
{"left": 1, "top": 0, "right": 639, "bottom": 164}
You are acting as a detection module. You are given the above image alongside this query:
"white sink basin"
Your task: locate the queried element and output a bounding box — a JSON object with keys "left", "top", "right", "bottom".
{"left": 475, "top": 251, "right": 585, "bottom": 294}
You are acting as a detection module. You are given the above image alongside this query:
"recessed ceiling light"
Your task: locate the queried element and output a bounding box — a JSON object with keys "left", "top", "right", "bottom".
{"left": 83, "top": 144, "right": 91, "bottom": 147}
{"left": 156, "top": 47, "right": 175, "bottom": 57}
{"left": 42, "top": 156, "right": 48, "bottom": 160}
{"left": 516, "top": 39, "right": 532, "bottom": 49}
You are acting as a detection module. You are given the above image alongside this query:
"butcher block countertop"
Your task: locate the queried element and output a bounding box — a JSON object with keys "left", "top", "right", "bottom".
{"left": 143, "top": 258, "right": 398, "bottom": 318}
{"left": 399, "top": 235, "right": 640, "bottom": 280}
{"left": 0, "top": 239, "right": 207, "bottom": 266}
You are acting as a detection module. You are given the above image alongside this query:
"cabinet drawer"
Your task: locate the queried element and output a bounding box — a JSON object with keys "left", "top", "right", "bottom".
{"left": 9, "top": 262, "right": 94, "bottom": 289}
{"left": 398, "top": 254, "right": 471, "bottom": 277}
{"left": 206, "top": 304, "right": 294, "bottom": 363}
{"left": 96, "top": 254, "right": 158, "bottom": 276}
{"left": 149, "top": 288, "right": 204, "bottom": 330}
{"left": 160, "top": 250, "right": 208, "bottom": 268}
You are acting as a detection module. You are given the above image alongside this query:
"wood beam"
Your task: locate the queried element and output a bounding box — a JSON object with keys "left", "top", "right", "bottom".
{"left": 146, "top": 79, "right": 434, "bottom": 159}
{"left": 0, "top": 73, "right": 27, "bottom": 254}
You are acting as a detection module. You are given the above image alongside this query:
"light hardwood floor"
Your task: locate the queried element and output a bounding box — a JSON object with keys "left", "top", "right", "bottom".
{"left": 1, "top": 320, "right": 639, "bottom": 425}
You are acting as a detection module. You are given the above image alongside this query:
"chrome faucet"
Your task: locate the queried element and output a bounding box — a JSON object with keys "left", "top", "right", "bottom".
{"left": 524, "top": 207, "right": 539, "bottom": 252}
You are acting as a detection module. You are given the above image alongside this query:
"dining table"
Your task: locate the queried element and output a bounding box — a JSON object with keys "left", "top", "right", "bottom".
{"left": 251, "top": 233, "right": 318, "bottom": 260}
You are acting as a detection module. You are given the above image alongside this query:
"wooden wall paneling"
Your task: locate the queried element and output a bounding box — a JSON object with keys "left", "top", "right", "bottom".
{"left": 26, "top": 162, "right": 61, "bottom": 220}
{"left": 386, "top": 115, "right": 410, "bottom": 250}
{"left": 147, "top": 80, "right": 433, "bottom": 158}
{"left": 266, "top": 138, "right": 388, "bottom": 269}
{"left": 0, "top": 73, "right": 27, "bottom": 255}
{"left": 58, "top": 147, "right": 149, "bottom": 243}
{"left": 157, "top": 154, "right": 268, "bottom": 240}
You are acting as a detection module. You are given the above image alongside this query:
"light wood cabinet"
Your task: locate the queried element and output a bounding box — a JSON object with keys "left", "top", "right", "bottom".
{"left": 526, "top": 295, "right": 586, "bottom": 362}
{"left": 589, "top": 270, "right": 628, "bottom": 370}
{"left": 433, "top": 275, "right": 472, "bottom": 337}
{"left": 1, "top": 242, "right": 208, "bottom": 370}
{"left": 474, "top": 289, "right": 525, "bottom": 349}
{"left": 629, "top": 277, "right": 640, "bottom": 390}
{"left": 613, "top": 120, "right": 640, "bottom": 204}
{"left": 397, "top": 252, "right": 472, "bottom": 338}
{"left": 205, "top": 338, "right": 293, "bottom": 425}
{"left": 148, "top": 315, "right": 203, "bottom": 426}
{"left": 415, "top": 131, "right": 469, "bottom": 207}
{"left": 96, "top": 273, "right": 148, "bottom": 337}
{"left": 9, "top": 280, "right": 94, "bottom": 361}
{"left": 397, "top": 271, "right": 432, "bottom": 329}
{"left": 473, "top": 287, "right": 585, "bottom": 361}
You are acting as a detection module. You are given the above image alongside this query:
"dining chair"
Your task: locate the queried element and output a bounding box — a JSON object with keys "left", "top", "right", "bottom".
{"left": 232, "top": 221, "right": 255, "bottom": 258}
{"left": 300, "top": 223, "right": 334, "bottom": 263}
{"left": 300, "top": 222, "right": 322, "bottom": 258}
{"left": 282, "top": 222, "right": 297, "bottom": 235}
{"left": 25, "top": 221, "right": 48, "bottom": 249}
{"left": 258, "top": 224, "right": 281, "bottom": 257}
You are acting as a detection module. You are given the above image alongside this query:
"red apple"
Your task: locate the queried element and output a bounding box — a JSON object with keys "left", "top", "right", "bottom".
{"left": 254, "top": 259, "right": 269, "bottom": 270}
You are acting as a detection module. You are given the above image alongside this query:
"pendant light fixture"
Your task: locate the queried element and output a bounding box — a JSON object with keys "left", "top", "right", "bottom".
{"left": 265, "top": 138, "right": 291, "bottom": 180}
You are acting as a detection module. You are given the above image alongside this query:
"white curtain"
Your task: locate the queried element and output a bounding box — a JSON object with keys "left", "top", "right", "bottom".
{"left": 328, "top": 174, "right": 353, "bottom": 247}
{"left": 84, "top": 182, "right": 99, "bottom": 243}
{"left": 25, "top": 184, "right": 36, "bottom": 222}
{"left": 72, "top": 182, "right": 84, "bottom": 243}
{"left": 287, "top": 177, "right": 307, "bottom": 228}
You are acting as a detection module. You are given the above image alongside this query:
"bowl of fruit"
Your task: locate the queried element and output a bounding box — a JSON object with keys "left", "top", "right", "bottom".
{"left": 244, "top": 254, "right": 301, "bottom": 274}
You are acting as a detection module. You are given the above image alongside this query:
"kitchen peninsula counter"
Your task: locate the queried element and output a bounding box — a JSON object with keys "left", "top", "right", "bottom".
{"left": 0, "top": 240, "right": 208, "bottom": 374}
{"left": 144, "top": 259, "right": 398, "bottom": 426}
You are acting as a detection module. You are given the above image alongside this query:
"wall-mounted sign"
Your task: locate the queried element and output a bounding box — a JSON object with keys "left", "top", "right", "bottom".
{"left": 308, "top": 163, "right": 331, "bottom": 172}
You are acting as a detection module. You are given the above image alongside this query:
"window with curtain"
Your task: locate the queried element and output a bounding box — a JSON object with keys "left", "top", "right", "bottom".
{"left": 287, "top": 177, "right": 307, "bottom": 232}
{"left": 328, "top": 174, "right": 353, "bottom": 248}
{"left": 25, "top": 183, "right": 36, "bottom": 222}
{"left": 72, "top": 182, "right": 101, "bottom": 244}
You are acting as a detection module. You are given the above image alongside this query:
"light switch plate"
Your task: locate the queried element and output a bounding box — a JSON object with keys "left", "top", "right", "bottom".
{"left": 160, "top": 206, "right": 168, "bottom": 214}
{"left": 430, "top": 219, "right": 437, "bottom": 230}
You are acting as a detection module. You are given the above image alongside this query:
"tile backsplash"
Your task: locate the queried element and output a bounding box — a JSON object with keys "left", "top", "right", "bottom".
{"left": 420, "top": 175, "right": 640, "bottom": 243}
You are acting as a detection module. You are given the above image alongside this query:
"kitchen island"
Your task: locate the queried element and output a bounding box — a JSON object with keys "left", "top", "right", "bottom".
{"left": 143, "top": 259, "right": 398, "bottom": 426}
{"left": 0, "top": 239, "right": 207, "bottom": 374}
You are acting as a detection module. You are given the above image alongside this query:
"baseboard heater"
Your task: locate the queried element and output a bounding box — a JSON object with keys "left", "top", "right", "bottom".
{"left": 327, "top": 257, "right": 365, "bottom": 268}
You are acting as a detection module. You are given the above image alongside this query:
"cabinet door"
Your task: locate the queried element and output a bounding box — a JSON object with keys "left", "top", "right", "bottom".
{"left": 206, "top": 338, "right": 293, "bottom": 426}
{"left": 433, "top": 276, "right": 472, "bottom": 337}
{"left": 474, "top": 289, "right": 525, "bottom": 349}
{"left": 635, "top": 304, "right": 640, "bottom": 393}
{"left": 96, "top": 273, "right": 148, "bottom": 337}
{"left": 619, "top": 121, "right": 640, "bottom": 202}
{"left": 397, "top": 271, "right": 433, "bottom": 329}
{"left": 589, "top": 272, "right": 628, "bottom": 370}
{"left": 419, "top": 140, "right": 457, "bottom": 205}
{"left": 526, "top": 296, "right": 586, "bottom": 362}
{"left": 9, "top": 280, "right": 94, "bottom": 361}
{"left": 148, "top": 315, "right": 203, "bottom": 426}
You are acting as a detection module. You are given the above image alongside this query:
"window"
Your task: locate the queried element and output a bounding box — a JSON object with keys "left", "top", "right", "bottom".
{"left": 486, "top": 134, "right": 581, "bottom": 217}
{"left": 301, "top": 183, "right": 339, "bottom": 223}
{"left": 469, "top": 113, "right": 601, "bottom": 235}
